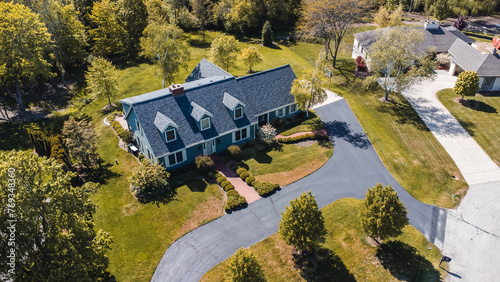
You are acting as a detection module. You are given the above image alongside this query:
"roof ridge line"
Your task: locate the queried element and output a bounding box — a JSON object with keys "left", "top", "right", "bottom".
{"left": 200, "top": 58, "right": 232, "bottom": 76}
{"left": 184, "top": 76, "right": 235, "bottom": 92}
{"left": 236, "top": 64, "right": 291, "bottom": 80}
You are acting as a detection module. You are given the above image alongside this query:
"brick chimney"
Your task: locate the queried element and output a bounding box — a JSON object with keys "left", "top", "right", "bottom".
{"left": 169, "top": 84, "right": 184, "bottom": 96}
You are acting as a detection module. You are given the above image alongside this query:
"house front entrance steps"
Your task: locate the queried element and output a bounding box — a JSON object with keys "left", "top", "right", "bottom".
{"left": 212, "top": 157, "right": 261, "bottom": 204}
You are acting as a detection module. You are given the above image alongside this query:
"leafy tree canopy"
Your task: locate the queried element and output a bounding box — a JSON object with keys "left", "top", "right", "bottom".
{"left": 238, "top": 47, "right": 263, "bottom": 73}
{"left": 225, "top": 247, "right": 267, "bottom": 282}
{"left": 209, "top": 34, "right": 239, "bottom": 72}
{"left": 130, "top": 159, "right": 172, "bottom": 204}
{"left": 85, "top": 56, "right": 120, "bottom": 108}
{"left": 454, "top": 70, "right": 479, "bottom": 101}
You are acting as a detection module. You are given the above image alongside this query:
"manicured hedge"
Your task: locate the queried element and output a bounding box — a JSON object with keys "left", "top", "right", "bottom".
{"left": 227, "top": 190, "right": 239, "bottom": 197}
{"left": 224, "top": 192, "right": 247, "bottom": 211}
{"left": 216, "top": 176, "right": 227, "bottom": 185}
{"left": 111, "top": 121, "right": 134, "bottom": 144}
{"left": 277, "top": 133, "right": 329, "bottom": 144}
{"left": 220, "top": 181, "right": 231, "bottom": 189}
{"left": 253, "top": 181, "right": 280, "bottom": 196}
{"left": 236, "top": 167, "right": 247, "bottom": 176}
{"left": 239, "top": 171, "right": 250, "bottom": 181}
{"left": 224, "top": 184, "right": 235, "bottom": 192}
{"left": 245, "top": 176, "right": 255, "bottom": 186}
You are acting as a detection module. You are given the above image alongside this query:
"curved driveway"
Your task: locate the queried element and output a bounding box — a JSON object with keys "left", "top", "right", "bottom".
{"left": 151, "top": 99, "right": 447, "bottom": 282}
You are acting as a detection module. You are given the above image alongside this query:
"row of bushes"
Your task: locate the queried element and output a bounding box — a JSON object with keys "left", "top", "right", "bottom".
{"left": 216, "top": 172, "right": 247, "bottom": 211}
{"left": 277, "top": 133, "right": 329, "bottom": 144}
{"left": 111, "top": 120, "right": 134, "bottom": 144}
{"left": 235, "top": 167, "right": 280, "bottom": 197}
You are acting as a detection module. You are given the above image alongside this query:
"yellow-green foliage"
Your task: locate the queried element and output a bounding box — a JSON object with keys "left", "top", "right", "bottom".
{"left": 238, "top": 47, "right": 263, "bottom": 72}
{"left": 454, "top": 70, "right": 479, "bottom": 99}
{"left": 225, "top": 248, "right": 266, "bottom": 282}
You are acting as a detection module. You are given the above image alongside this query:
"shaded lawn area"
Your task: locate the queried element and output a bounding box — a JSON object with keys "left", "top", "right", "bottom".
{"left": 278, "top": 110, "right": 324, "bottom": 136}
{"left": 462, "top": 31, "right": 495, "bottom": 43}
{"left": 437, "top": 89, "right": 500, "bottom": 166}
{"left": 238, "top": 141, "right": 333, "bottom": 187}
{"left": 92, "top": 122, "right": 224, "bottom": 281}
{"left": 339, "top": 82, "right": 467, "bottom": 208}
{"left": 201, "top": 198, "right": 444, "bottom": 282}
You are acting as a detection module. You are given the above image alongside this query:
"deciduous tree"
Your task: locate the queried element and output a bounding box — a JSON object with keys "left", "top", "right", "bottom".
{"left": 120, "top": 0, "right": 149, "bottom": 57}
{"left": 209, "top": 34, "right": 239, "bottom": 71}
{"left": 454, "top": 70, "right": 479, "bottom": 102}
{"left": 374, "top": 6, "right": 390, "bottom": 27}
{"left": 88, "top": 0, "right": 127, "bottom": 57}
{"left": 453, "top": 15, "right": 467, "bottom": 31}
{"left": 140, "top": 22, "right": 191, "bottom": 88}
{"left": 291, "top": 50, "right": 327, "bottom": 117}
{"left": 225, "top": 247, "right": 267, "bottom": 282}
{"left": 358, "top": 183, "right": 409, "bottom": 243}
{"left": 130, "top": 159, "right": 171, "bottom": 204}
{"left": 62, "top": 116, "right": 100, "bottom": 169}
{"left": 238, "top": 47, "right": 263, "bottom": 73}
{"left": 0, "top": 1, "right": 52, "bottom": 114}
{"left": 258, "top": 123, "right": 277, "bottom": 143}
{"left": 368, "top": 27, "right": 436, "bottom": 101}
{"left": 85, "top": 57, "right": 120, "bottom": 108}
{"left": 298, "top": 0, "right": 360, "bottom": 68}
{"left": 0, "top": 151, "right": 112, "bottom": 281}
{"left": 279, "top": 191, "right": 327, "bottom": 252}
{"left": 190, "top": 0, "right": 211, "bottom": 42}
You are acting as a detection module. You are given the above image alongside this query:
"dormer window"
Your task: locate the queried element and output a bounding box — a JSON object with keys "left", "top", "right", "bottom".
{"left": 165, "top": 129, "right": 176, "bottom": 142}
{"left": 200, "top": 117, "right": 211, "bottom": 130}
{"left": 234, "top": 107, "right": 243, "bottom": 119}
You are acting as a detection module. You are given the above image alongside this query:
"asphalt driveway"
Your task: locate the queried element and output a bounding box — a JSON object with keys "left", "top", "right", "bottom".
{"left": 151, "top": 99, "right": 447, "bottom": 282}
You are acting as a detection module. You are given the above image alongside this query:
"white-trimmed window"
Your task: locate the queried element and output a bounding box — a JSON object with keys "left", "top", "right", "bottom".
{"left": 289, "top": 104, "right": 297, "bottom": 113}
{"left": 200, "top": 117, "right": 210, "bottom": 130}
{"left": 165, "top": 129, "right": 176, "bottom": 142}
{"left": 168, "top": 150, "right": 185, "bottom": 166}
{"left": 277, "top": 108, "right": 284, "bottom": 117}
{"left": 234, "top": 127, "right": 249, "bottom": 142}
{"left": 234, "top": 107, "right": 243, "bottom": 119}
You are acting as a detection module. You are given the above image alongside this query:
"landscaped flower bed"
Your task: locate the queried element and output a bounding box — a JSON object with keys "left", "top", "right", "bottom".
{"left": 236, "top": 167, "right": 280, "bottom": 197}
{"left": 216, "top": 172, "right": 247, "bottom": 211}
{"left": 277, "top": 133, "right": 329, "bottom": 144}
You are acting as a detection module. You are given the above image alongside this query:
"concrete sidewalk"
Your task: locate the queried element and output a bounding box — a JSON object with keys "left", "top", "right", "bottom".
{"left": 401, "top": 70, "right": 500, "bottom": 185}
{"left": 213, "top": 158, "right": 261, "bottom": 204}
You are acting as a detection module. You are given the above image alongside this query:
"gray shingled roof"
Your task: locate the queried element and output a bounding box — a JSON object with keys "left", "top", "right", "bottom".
{"left": 190, "top": 101, "right": 213, "bottom": 121}
{"left": 354, "top": 25, "right": 474, "bottom": 54}
{"left": 120, "top": 63, "right": 297, "bottom": 158}
{"left": 223, "top": 92, "right": 245, "bottom": 110}
{"left": 449, "top": 39, "right": 500, "bottom": 76}
{"left": 236, "top": 65, "right": 296, "bottom": 115}
{"left": 154, "top": 112, "right": 178, "bottom": 132}
{"left": 185, "top": 58, "right": 233, "bottom": 82}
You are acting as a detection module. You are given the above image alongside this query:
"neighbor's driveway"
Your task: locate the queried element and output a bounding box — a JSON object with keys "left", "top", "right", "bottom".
{"left": 401, "top": 71, "right": 500, "bottom": 281}
{"left": 151, "top": 99, "right": 446, "bottom": 282}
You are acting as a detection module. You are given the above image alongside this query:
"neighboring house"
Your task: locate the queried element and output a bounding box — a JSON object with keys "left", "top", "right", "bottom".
{"left": 352, "top": 21, "right": 474, "bottom": 69}
{"left": 448, "top": 39, "right": 500, "bottom": 91}
{"left": 120, "top": 58, "right": 299, "bottom": 170}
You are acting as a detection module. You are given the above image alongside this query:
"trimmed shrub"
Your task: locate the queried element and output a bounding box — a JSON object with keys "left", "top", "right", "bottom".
{"left": 277, "top": 133, "right": 329, "bottom": 144}
{"left": 216, "top": 176, "right": 227, "bottom": 185}
{"left": 112, "top": 121, "right": 134, "bottom": 144}
{"left": 254, "top": 181, "right": 280, "bottom": 196}
{"left": 236, "top": 167, "right": 247, "bottom": 176}
{"left": 229, "top": 161, "right": 240, "bottom": 171}
{"left": 261, "top": 20, "right": 273, "bottom": 46}
{"left": 356, "top": 56, "right": 367, "bottom": 71}
{"left": 195, "top": 155, "right": 214, "bottom": 171}
{"left": 271, "top": 117, "right": 283, "bottom": 128}
{"left": 225, "top": 193, "right": 247, "bottom": 211}
{"left": 224, "top": 184, "right": 235, "bottom": 191}
{"left": 220, "top": 181, "right": 231, "bottom": 189}
{"left": 138, "top": 154, "right": 145, "bottom": 161}
{"left": 239, "top": 171, "right": 250, "bottom": 181}
{"left": 227, "top": 145, "right": 241, "bottom": 159}
{"left": 227, "top": 190, "right": 239, "bottom": 197}
{"left": 206, "top": 171, "right": 218, "bottom": 182}
{"left": 245, "top": 176, "right": 255, "bottom": 186}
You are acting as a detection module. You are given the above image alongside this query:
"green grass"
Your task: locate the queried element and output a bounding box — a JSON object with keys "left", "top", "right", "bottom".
{"left": 238, "top": 141, "right": 333, "bottom": 187}
{"left": 437, "top": 89, "right": 500, "bottom": 166}
{"left": 201, "top": 198, "right": 445, "bottom": 282}
{"left": 278, "top": 110, "right": 324, "bottom": 136}
{"left": 339, "top": 83, "right": 467, "bottom": 208}
{"left": 463, "top": 31, "right": 495, "bottom": 43}
{"left": 92, "top": 122, "right": 224, "bottom": 281}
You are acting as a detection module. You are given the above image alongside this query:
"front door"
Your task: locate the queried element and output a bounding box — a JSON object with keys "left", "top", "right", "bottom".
{"left": 204, "top": 140, "right": 215, "bottom": 155}
{"left": 482, "top": 77, "right": 496, "bottom": 90}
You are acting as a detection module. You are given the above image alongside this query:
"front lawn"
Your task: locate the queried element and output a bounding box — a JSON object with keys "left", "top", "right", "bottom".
{"left": 201, "top": 198, "right": 445, "bottom": 281}
{"left": 278, "top": 111, "right": 324, "bottom": 136}
{"left": 92, "top": 122, "right": 224, "bottom": 281}
{"left": 238, "top": 141, "right": 333, "bottom": 187}
{"left": 437, "top": 89, "right": 500, "bottom": 166}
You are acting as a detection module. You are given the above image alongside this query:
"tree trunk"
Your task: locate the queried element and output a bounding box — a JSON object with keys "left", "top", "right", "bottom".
{"left": 385, "top": 89, "right": 390, "bottom": 101}
{"left": 13, "top": 80, "right": 25, "bottom": 114}
{"left": 108, "top": 95, "right": 112, "bottom": 108}
{"left": 162, "top": 78, "right": 166, "bottom": 89}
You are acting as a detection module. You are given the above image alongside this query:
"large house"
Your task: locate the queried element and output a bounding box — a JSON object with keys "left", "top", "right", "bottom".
{"left": 120, "top": 59, "right": 299, "bottom": 170}
{"left": 352, "top": 21, "right": 500, "bottom": 91}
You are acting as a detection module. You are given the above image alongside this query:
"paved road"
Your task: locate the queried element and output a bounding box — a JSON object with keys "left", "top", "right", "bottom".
{"left": 151, "top": 99, "right": 447, "bottom": 282}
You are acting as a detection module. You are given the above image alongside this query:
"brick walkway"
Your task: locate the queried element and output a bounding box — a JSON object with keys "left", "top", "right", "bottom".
{"left": 212, "top": 156, "right": 261, "bottom": 204}
{"left": 275, "top": 129, "right": 328, "bottom": 139}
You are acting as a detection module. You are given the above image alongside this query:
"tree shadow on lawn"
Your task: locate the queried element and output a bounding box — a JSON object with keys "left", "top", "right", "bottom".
{"left": 375, "top": 99, "right": 430, "bottom": 131}
{"left": 376, "top": 241, "right": 441, "bottom": 282}
{"left": 323, "top": 120, "right": 370, "bottom": 149}
{"left": 293, "top": 248, "right": 356, "bottom": 282}
{"left": 462, "top": 99, "right": 498, "bottom": 114}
